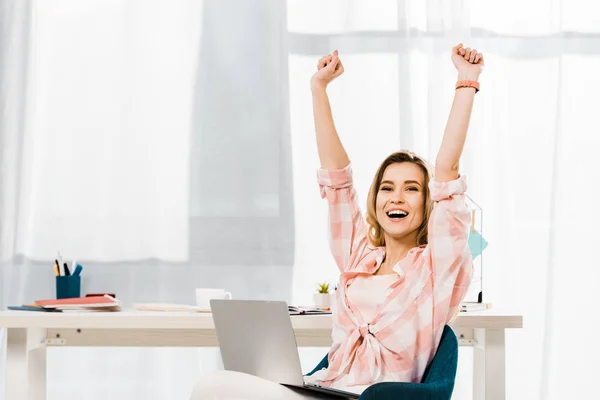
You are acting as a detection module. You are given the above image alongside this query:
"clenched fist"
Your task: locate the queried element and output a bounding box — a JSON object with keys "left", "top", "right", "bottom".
{"left": 311, "top": 50, "right": 344, "bottom": 90}
{"left": 452, "top": 43, "right": 484, "bottom": 81}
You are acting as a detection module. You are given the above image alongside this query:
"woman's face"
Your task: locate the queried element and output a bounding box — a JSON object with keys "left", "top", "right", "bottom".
{"left": 375, "top": 162, "right": 425, "bottom": 243}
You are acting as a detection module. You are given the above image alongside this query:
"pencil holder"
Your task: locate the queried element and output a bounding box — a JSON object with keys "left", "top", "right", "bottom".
{"left": 56, "top": 275, "right": 81, "bottom": 299}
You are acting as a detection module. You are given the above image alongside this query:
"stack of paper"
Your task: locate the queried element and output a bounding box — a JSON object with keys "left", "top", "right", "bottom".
{"left": 132, "top": 303, "right": 209, "bottom": 312}
{"left": 459, "top": 302, "right": 491, "bottom": 313}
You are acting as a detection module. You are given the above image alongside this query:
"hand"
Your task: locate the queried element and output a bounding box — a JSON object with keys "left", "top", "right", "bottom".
{"left": 311, "top": 50, "right": 344, "bottom": 90}
{"left": 451, "top": 44, "right": 484, "bottom": 81}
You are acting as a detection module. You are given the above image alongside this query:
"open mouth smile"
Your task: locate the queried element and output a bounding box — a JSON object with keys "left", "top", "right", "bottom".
{"left": 386, "top": 209, "right": 409, "bottom": 221}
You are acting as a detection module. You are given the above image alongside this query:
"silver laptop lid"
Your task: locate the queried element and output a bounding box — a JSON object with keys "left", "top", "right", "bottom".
{"left": 210, "top": 299, "right": 305, "bottom": 386}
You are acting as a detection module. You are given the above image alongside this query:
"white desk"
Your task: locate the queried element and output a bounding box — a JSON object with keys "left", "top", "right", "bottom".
{"left": 1, "top": 310, "right": 522, "bottom": 400}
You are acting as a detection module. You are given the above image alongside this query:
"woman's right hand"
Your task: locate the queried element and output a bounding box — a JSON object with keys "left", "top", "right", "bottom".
{"left": 311, "top": 50, "right": 344, "bottom": 90}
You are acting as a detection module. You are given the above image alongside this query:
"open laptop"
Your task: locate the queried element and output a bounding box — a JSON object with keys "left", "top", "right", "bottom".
{"left": 210, "top": 299, "right": 360, "bottom": 399}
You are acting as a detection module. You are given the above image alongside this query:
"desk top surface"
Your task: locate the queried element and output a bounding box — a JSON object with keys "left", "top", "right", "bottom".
{"left": 0, "top": 309, "right": 523, "bottom": 329}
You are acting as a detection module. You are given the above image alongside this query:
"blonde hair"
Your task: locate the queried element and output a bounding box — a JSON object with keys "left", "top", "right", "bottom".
{"left": 365, "top": 150, "right": 433, "bottom": 247}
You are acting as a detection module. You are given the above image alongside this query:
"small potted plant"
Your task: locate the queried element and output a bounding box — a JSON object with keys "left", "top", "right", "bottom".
{"left": 313, "top": 282, "right": 331, "bottom": 308}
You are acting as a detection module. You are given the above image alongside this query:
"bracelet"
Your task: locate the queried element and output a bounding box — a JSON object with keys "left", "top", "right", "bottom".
{"left": 456, "top": 80, "right": 480, "bottom": 93}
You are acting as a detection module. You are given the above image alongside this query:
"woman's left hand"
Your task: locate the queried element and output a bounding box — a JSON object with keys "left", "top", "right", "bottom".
{"left": 451, "top": 43, "right": 484, "bottom": 81}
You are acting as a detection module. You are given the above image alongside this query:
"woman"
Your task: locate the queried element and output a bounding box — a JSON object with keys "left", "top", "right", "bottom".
{"left": 190, "top": 43, "right": 483, "bottom": 399}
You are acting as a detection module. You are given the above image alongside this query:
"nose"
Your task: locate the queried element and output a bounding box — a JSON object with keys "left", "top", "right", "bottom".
{"left": 390, "top": 191, "right": 405, "bottom": 203}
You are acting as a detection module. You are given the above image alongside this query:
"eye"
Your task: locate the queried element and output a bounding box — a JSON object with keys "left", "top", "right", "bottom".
{"left": 380, "top": 186, "right": 392, "bottom": 192}
{"left": 406, "top": 187, "right": 419, "bottom": 191}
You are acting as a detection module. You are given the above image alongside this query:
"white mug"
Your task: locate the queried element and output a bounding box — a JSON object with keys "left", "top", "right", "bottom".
{"left": 195, "top": 288, "right": 232, "bottom": 309}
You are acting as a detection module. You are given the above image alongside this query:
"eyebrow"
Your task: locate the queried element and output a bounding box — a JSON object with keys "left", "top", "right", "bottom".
{"left": 380, "top": 180, "right": 422, "bottom": 187}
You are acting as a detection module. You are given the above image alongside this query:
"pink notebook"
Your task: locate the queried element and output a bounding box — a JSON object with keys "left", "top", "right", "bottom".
{"left": 35, "top": 294, "right": 121, "bottom": 311}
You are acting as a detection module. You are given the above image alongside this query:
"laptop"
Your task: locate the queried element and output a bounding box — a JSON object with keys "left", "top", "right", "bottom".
{"left": 210, "top": 299, "right": 360, "bottom": 399}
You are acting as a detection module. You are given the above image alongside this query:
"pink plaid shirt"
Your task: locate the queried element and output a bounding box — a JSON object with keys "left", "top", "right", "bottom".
{"left": 315, "top": 163, "right": 472, "bottom": 389}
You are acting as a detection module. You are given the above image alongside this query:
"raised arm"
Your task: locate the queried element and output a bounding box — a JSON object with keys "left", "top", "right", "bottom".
{"left": 310, "top": 50, "right": 350, "bottom": 170}
{"left": 428, "top": 44, "right": 484, "bottom": 323}
{"left": 311, "top": 51, "right": 369, "bottom": 273}
{"left": 435, "top": 44, "right": 484, "bottom": 182}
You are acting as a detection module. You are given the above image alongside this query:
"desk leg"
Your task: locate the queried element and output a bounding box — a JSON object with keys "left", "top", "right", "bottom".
{"left": 6, "top": 328, "right": 47, "bottom": 400}
{"left": 473, "top": 328, "right": 505, "bottom": 400}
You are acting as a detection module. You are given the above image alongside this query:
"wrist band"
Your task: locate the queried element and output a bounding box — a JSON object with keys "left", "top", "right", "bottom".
{"left": 456, "top": 80, "right": 480, "bottom": 93}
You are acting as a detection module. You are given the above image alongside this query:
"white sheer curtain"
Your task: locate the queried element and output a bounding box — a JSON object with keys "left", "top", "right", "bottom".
{"left": 1, "top": 1, "right": 599, "bottom": 399}
{"left": 288, "top": 1, "right": 600, "bottom": 400}
{"left": 1, "top": 0, "right": 297, "bottom": 399}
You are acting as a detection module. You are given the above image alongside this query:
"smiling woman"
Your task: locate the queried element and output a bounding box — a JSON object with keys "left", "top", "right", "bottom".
{"left": 300, "top": 44, "right": 481, "bottom": 393}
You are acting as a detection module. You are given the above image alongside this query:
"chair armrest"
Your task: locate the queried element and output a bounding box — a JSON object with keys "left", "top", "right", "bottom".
{"left": 359, "top": 381, "right": 452, "bottom": 400}
{"left": 305, "top": 353, "right": 329, "bottom": 376}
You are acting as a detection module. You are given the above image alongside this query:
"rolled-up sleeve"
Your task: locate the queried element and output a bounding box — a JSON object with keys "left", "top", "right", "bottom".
{"left": 317, "top": 163, "right": 368, "bottom": 273}
{"left": 425, "top": 175, "right": 473, "bottom": 323}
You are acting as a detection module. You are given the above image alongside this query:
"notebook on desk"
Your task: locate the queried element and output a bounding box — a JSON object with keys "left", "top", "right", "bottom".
{"left": 7, "top": 305, "right": 63, "bottom": 312}
{"left": 288, "top": 305, "right": 331, "bottom": 315}
{"left": 34, "top": 294, "right": 121, "bottom": 311}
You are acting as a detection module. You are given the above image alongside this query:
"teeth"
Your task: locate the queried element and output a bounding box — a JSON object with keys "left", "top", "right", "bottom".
{"left": 387, "top": 210, "right": 407, "bottom": 216}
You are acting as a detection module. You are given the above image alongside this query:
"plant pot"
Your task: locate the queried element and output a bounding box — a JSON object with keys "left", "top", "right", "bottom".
{"left": 313, "top": 293, "right": 331, "bottom": 308}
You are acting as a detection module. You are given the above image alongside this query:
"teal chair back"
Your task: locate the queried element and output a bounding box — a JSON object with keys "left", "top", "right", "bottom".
{"left": 306, "top": 325, "right": 459, "bottom": 400}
